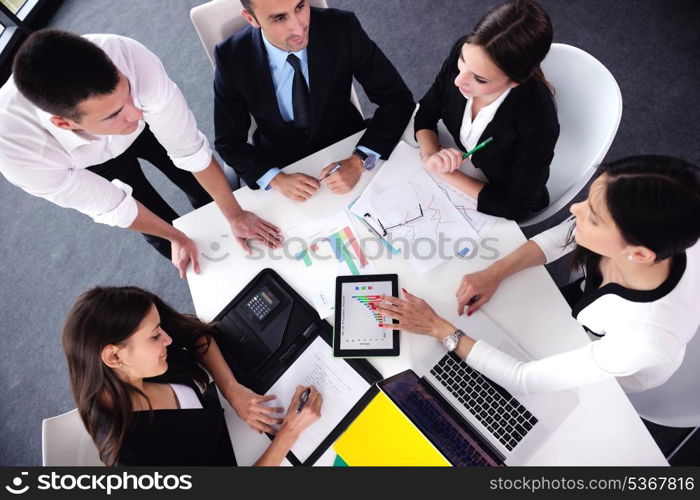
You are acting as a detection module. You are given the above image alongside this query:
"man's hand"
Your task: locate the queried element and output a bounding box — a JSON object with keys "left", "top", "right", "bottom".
{"left": 320, "top": 155, "right": 363, "bottom": 194}
{"left": 171, "top": 234, "right": 200, "bottom": 279}
{"left": 229, "top": 210, "right": 283, "bottom": 253}
{"left": 269, "top": 172, "right": 320, "bottom": 202}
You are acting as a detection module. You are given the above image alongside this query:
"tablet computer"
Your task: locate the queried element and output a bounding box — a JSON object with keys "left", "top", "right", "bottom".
{"left": 334, "top": 274, "right": 400, "bottom": 358}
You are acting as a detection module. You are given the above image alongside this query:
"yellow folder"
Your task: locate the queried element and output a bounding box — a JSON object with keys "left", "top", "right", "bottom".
{"left": 333, "top": 391, "right": 450, "bottom": 466}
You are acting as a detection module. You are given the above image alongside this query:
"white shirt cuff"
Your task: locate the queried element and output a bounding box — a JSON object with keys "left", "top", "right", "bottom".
{"left": 92, "top": 179, "right": 139, "bottom": 228}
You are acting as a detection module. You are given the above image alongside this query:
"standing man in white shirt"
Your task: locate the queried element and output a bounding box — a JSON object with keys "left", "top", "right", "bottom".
{"left": 0, "top": 29, "right": 282, "bottom": 278}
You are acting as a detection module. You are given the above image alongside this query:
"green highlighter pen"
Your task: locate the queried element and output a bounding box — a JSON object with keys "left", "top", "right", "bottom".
{"left": 462, "top": 136, "right": 494, "bottom": 159}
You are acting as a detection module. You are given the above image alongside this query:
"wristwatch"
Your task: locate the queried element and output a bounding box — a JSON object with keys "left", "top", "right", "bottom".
{"left": 442, "top": 329, "right": 465, "bottom": 352}
{"left": 352, "top": 148, "right": 378, "bottom": 171}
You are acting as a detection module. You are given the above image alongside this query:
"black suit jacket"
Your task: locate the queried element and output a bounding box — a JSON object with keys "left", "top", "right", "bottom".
{"left": 415, "top": 37, "right": 559, "bottom": 221}
{"left": 214, "top": 7, "right": 414, "bottom": 188}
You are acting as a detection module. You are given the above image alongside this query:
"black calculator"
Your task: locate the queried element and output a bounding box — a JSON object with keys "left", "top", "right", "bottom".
{"left": 245, "top": 286, "right": 281, "bottom": 321}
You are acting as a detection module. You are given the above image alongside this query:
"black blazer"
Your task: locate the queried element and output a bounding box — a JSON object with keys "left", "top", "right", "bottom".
{"left": 414, "top": 37, "right": 559, "bottom": 221}
{"left": 214, "top": 7, "right": 414, "bottom": 188}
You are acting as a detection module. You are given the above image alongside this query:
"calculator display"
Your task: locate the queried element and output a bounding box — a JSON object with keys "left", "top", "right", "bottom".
{"left": 246, "top": 286, "right": 280, "bottom": 321}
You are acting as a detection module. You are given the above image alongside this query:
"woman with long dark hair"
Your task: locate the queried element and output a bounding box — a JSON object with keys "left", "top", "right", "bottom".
{"left": 415, "top": 0, "right": 557, "bottom": 221}
{"left": 374, "top": 156, "right": 700, "bottom": 394}
{"left": 62, "top": 286, "right": 321, "bottom": 465}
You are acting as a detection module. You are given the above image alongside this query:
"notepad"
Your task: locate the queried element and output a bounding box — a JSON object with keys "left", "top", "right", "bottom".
{"left": 333, "top": 391, "right": 450, "bottom": 466}
{"left": 265, "top": 336, "right": 371, "bottom": 463}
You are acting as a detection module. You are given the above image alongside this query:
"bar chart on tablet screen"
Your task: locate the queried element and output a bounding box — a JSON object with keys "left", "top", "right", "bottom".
{"left": 340, "top": 281, "right": 394, "bottom": 349}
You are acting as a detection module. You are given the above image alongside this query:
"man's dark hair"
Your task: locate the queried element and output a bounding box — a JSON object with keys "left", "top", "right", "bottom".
{"left": 240, "top": 0, "right": 253, "bottom": 13}
{"left": 12, "top": 29, "right": 120, "bottom": 122}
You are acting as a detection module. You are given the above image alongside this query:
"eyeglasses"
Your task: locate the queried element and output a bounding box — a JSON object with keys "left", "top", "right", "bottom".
{"left": 363, "top": 204, "right": 423, "bottom": 237}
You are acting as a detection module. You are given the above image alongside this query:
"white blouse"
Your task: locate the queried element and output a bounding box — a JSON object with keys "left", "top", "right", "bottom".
{"left": 466, "top": 218, "right": 700, "bottom": 394}
{"left": 459, "top": 87, "right": 511, "bottom": 153}
{"left": 170, "top": 383, "right": 203, "bottom": 410}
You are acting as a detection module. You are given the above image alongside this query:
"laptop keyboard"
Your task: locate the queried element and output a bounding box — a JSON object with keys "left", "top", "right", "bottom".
{"left": 430, "top": 353, "right": 538, "bottom": 451}
{"left": 405, "top": 391, "right": 492, "bottom": 466}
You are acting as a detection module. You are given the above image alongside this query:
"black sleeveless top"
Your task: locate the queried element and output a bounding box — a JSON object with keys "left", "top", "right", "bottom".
{"left": 113, "top": 380, "right": 237, "bottom": 466}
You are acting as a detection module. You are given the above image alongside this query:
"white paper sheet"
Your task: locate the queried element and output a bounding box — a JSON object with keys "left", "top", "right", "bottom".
{"left": 265, "top": 336, "right": 371, "bottom": 463}
{"left": 350, "top": 144, "right": 481, "bottom": 273}
{"left": 430, "top": 175, "right": 499, "bottom": 237}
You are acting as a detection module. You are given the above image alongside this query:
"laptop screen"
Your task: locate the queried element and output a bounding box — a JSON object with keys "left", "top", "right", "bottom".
{"left": 379, "top": 370, "right": 503, "bottom": 466}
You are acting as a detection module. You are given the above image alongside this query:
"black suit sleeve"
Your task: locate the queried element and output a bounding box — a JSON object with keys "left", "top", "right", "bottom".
{"left": 347, "top": 13, "right": 415, "bottom": 158}
{"left": 213, "top": 45, "right": 278, "bottom": 188}
{"left": 477, "top": 119, "right": 559, "bottom": 221}
{"left": 414, "top": 37, "right": 465, "bottom": 136}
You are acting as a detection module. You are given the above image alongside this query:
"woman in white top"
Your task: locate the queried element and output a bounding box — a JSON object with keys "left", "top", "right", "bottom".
{"left": 414, "top": 0, "right": 558, "bottom": 221}
{"left": 374, "top": 156, "right": 700, "bottom": 394}
{"left": 62, "top": 286, "right": 321, "bottom": 465}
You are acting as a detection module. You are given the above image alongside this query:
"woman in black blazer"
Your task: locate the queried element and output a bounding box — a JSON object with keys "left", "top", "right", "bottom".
{"left": 62, "top": 286, "right": 321, "bottom": 466}
{"left": 415, "top": 0, "right": 558, "bottom": 221}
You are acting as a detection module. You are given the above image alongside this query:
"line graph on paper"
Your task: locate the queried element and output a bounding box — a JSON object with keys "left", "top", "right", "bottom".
{"left": 431, "top": 175, "right": 499, "bottom": 238}
{"left": 365, "top": 169, "right": 480, "bottom": 272}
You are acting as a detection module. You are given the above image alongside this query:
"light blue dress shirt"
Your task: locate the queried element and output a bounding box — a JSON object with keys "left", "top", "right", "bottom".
{"left": 256, "top": 31, "right": 378, "bottom": 190}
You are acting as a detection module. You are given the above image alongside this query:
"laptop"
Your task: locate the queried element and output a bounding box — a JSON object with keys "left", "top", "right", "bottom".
{"left": 378, "top": 311, "right": 579, "bottom": 466}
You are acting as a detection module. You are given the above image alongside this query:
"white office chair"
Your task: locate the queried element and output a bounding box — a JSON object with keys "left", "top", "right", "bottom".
{"left": 519, "top": 43, "right": 622, "bottom": 227}
{"left": 42, "top": 408, "right": 103, "bottom": 466}
{"left": 189, "top": 0, "right": 363, "bottom": 123}
{"left": 627, "top": 326, "right": 700, "bottom": 461}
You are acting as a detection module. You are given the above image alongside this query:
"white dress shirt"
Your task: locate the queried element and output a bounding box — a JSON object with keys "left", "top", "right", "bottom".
{"left": 466, "top": 218, "right": 700, "bottom": 394}
{"left": 0, "top": 34, "right": 212, "bottom": 228}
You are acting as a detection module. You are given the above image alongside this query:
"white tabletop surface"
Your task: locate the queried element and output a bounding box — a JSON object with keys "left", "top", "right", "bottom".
{"left": 174, "top": 131, "right": 666, "bottom": 466}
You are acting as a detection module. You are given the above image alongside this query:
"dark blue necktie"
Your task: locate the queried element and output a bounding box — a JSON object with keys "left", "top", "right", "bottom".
{"left": 287, "top": 53, "right": 311, "bottom": 131}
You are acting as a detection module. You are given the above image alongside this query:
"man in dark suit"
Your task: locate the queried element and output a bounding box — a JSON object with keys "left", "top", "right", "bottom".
{"left": 214, "top": 0, "right": 414, "bottom": 201}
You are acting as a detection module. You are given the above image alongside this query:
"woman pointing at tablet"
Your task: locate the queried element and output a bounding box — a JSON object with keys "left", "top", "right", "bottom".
{"left": 374, "top": 156, "right": 700, "bottom": 395}
{"left": 414, "top": 0, "right": 558, "bottom": 221}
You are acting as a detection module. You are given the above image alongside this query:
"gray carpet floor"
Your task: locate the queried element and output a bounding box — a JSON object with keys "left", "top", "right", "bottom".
{"left": 1, "top": 0, "right": 698, "bottom": 465}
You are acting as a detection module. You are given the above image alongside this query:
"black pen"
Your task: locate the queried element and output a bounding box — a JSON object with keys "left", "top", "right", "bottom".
{"left": 296, "top": 387, "right": 311, "bottom": 414}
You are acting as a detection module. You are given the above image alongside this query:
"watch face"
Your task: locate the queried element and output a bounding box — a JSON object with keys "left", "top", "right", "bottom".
{"left": 364, "top": 155, "right": 377, "bottom": 171}
{"left": 444, "top": 335, "right": 457, "bottom": 351}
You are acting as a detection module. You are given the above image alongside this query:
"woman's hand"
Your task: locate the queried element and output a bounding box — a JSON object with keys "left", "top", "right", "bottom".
{"left": 278, "top": 385, "right": 323, "bottom": 440}
{"left": 424, "top": 148, "right": 464, "bottom": 174}
{"left": 373, "top": 289, "right": 456, "bottom": 340}
{"left": 226, "top": 383, "right": 284, "bottom": 434}
{"left": 456, "top": 266, "right": 504, "bottom": 316}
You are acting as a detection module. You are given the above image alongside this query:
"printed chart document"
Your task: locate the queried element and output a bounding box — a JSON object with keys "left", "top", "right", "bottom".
{"left": 265, "top": 336, "right": 371, "bottom": 463}
{"left": 286, "top": 210, "right": 375, "bottom": 318}
{"left": 430, "top": 175, "right": 499, "bottom": 238}
{"left": 350, "top": 142, "right": 481, "bottom": 273}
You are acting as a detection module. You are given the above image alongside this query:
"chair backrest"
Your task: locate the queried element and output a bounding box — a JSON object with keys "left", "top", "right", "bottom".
{"left": 190, "top": 0, "right": 362, "bottom": 123}
{"left": 627, "top": 326, "right": 700, "bottom": 428}
{"left": 42, "top": 408, "right": 103, "bottom": 466}
{"left": 519, "top": 43, "right": 622, "bottom": 227}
